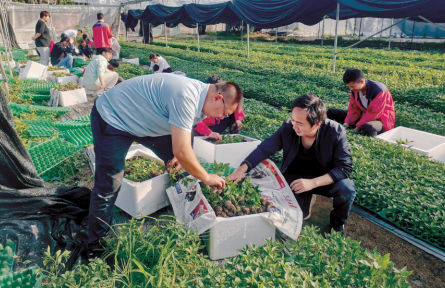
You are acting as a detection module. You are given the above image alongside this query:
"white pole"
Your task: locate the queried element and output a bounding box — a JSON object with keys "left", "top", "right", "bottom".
{"left": 197, "top": 23, "right": 200, "bottom": 52}
{"left": 215, "top": 24, "right": 217, "bottom": 40}
{"left": 165, "top": 22, "right": 167, "bottom": 47}
{"left": 332, "top": 3, "right": 340, "bottom": 72}
{"left": 0, "top": 3, "right": 12, "bottom": 76}
{"left": 241, "top": 21, "right": 243, "bottom": 42}
{"left": 388, "top": 18, "right": 394, "bottom": 48}
{"left": 247, "top": 23, "right": 249, "bottom": 58}
{"left": 117, "top": 5, "right": 122, "bottom": 40}
{"left": 275, "top": 27, "right": 277, "bottom": 42}
{"left": 321, "top": 16, "right": 325, "bottom": 46}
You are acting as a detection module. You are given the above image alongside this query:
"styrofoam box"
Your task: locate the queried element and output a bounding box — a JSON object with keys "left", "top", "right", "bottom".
{"left": 28, "top": 50, "right": 38, "bottom": 56}
{"left": 377, "top": 126, "right": 445, "bottom": 162}
{"left": 51, "top": 88, "right": 87, "bottom": 107}
{"left": 73, "top": 55, "right": 86, "bottom": 61}
{"left": 202, "top": 213, "right": 276, "bottom": 260}
{"left": 19, "top": 60, "right": 48, "bottom": 80}
{"left": 46, "top": 69, "right": 70, "bottom": 76}
{"left": 193, "top": 134, "right": 261, "bottom": 168}
{"left": 122, "top": 58, "right": 139, "bottom": 65}
{"left": 49, "top": 74, "right": 78, "bottom": 85}
{"left": 115, "top": 149, "right": 170, "bottom": 217}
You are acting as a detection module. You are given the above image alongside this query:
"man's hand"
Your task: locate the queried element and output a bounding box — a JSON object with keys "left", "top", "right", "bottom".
{"left": 354, "top": 127, "right": 361, "bottom": 132}
{"left": 208, "top": 132, "right": 222, "bottom": 141}
{"left": 290, "top": 178, "right": 317, "bottom": 194}
{"left": 343, "top": 123, "right": 350, "bottom": 128}
{"left": 167, "top": 157, "right": 182, "bottom": 172}
{"left": 231, "top": 120, "right": 243, "bottom": 131}
{"left": 31, "top": 36, "right": 36, "bottom": 41}
{"left": 228, "top": 163, "right": 248, "bottom": 183}
{"left": 203, "top": 174, "right": 225, "bottom": 189}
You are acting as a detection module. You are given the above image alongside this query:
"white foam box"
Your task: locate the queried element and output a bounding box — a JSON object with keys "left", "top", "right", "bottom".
{"left": 115, "top": 149, "right": 170, "bottom": 217}
{"left": 193, "top": 134, "right": 261, "bottom": 168}
{"left": 19, "top": 60, "right": 48, "bottom": 80}
{"left": 28, "top": 50, "right": 38, "bottom": 56}
{"left": 202, "top": 213, "right": 276, "bottom": 260}
{"left": 51, "top": 87, "right": 87, "bottom": 107}
{"left": 377, "top": 126, "right": 445, "bottom": 162}
{"left": 73, "top": 55, "right": 86, "bottom": 61}
{"left": 46, "top": 68, "right": 70, "bottom": 75}
{"left": 49, "top": 74, "right": 78, "bottom": 85}
{"left": 122, "top": 58, "right": 139, "bottom": 65}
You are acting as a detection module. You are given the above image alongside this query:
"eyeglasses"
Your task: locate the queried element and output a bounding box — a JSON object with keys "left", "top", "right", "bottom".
{"left": 221, "top": 98, "right": 229, "bottom": 119}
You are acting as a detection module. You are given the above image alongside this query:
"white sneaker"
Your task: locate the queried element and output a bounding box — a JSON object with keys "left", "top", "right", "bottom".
{"left": 303, "top": 195, "right": 317, "bottom": 220}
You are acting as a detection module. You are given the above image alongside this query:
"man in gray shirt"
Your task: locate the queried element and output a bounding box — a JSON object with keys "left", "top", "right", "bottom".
{"left": 89, "top": 73, "right": 243, "bottom": 258}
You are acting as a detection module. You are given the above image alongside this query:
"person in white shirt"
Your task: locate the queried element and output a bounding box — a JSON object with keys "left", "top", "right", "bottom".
{"left": 148, "top": 53, "right": 172, "bottom": 73}
{"left": 61, "top": 29, "right": 82, "bottom": 46}
{"left": 83, "top": 47, "right": 118, "bottom": 96}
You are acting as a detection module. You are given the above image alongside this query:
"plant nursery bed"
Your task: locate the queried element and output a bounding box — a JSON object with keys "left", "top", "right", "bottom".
{"left": 115, "top": 149, "right": 170, "bottom": 218}
{"left": 377, "top": 126, "right": 445, "bottom": 162}
{"left": 193, "top": 134, "right": 261, "bottom": 168}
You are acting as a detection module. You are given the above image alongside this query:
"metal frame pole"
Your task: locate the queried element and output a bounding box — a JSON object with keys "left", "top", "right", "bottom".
{"left": 0, "top": 3, "right": 12, "bottom": 77}
{"left": 321, "top": 16, "right": 325, "bottom": 46}
{"left": 332, "top": 3, "right": 340, "bottom": 72}
{"left": 47, "top": 3, "right": 56, "bottom": 41}
{"left": 388, "top": 18, "right": 394, "bottom": 49}
{"left": 358, "top": 18, "right": 363, "bottom": 40}
{"left": 215, "top": 24, "right": 217, "bottom": 40}
{"left": 1, "top": 2, "right": 13, "bottom": 55}
{"left": 241, "top": 20, "right": 243, "bottom": 42}
{"left": 165, "top": 22, "right": 167, "bottom": 47}
{"left": 411, "top": 20, "right": 415, "bottom": 43}
{"left": 275, "top": 27, "right": 277, "bottom": 42}
{"left": 141, "top": 20, "right": 145, "bottom": 43}
{"left": 117, "top": 5, "right": 122, "bottom": 39}
{"left": 247, "top": 23, "right": 249, "bottom": 58}
{"left": 197, "top": 23, "right": 200, "bottom": 52}
{"left": 418, "top": 15, "right": 445, "bottom": 32}
{"left": 0, "top": 52, "right": 9, "bottom": 99}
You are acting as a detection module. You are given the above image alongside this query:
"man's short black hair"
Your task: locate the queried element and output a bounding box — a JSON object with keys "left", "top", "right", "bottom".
{"left": 291, "top": 93, "right": 327, "bottom": 126}
{"left": 343, "top": 68, "right": 364, "bottom": 84}
{"left": 77, "top": 29, "right": 83, "bottom": 33}
{"left": 97, "top": 13, "right": 104, "bottom": 20}
{"left": 149, "top": 53, "right": 160, "bottom": 60}
{"left": 83, "top": 34, "right": 88, "bottom": 39}
{"left": 206, "top": 74, "right": 223, "bottom": 84}
{"left": 60, "top": 36, "right": 70, "bottom": 43}
{"left": 109, "top": 59, "right": 119, "bottom": 68}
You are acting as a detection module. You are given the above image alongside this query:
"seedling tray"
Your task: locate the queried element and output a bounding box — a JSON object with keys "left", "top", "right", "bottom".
{"left": 64, "top": 127, "right": 93, "bottom": 146}
{"left": 25, "top": 83, "right": 57, "bottom": 95}
{"left": 18, "top": 94, "right": 51, "bottom": 102}
{"left": 0, "top": 266, "right": 42, "bottom": 288}
{"left": 74, "top": 114, "right": 91, "bottom": 122}
{"left": 24, "top": 119, "right": 58, "bottom": 138}
{"left": 27, "top": 138, "right": 82, "bottom": 180}
{"left": 0, "top": 231, "right": 18, "bottom": 274}
{"left": 54, "top": 120, "right": 90, "bottom": 132}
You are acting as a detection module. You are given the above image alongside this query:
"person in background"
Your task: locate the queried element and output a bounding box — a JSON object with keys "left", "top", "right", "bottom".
{"left": 327, "top": 69, "right": 395, "bottom": 137}
{"left": 32, "top": 11, "right": 51, "bottom": 66}
{"left": 50, "top": 36, "right": 77, "bottom": 71}
{"left": 83, "top": 34, "right": 93, "bottom": 47}
{"left": 83, "top": 47, "right": 118, "bottom": 95}
{"left": 107, "top": 59, "right": 125, "bottom": 83}
{"left": 229, "top": 94, "right": 356, "bottom": 236}
{"left": 93, "top": 13, "right": 113, "bottom": 55}
{"left": 193, "top": 74, "right": 244, "bottom": 141}
{"left": 61, "top": 29, "right": 82, "bottom": 47}
{"left": 148, "top": 53, "right": 172, "bottom": 73}
{"left": 78, "top": 40, "right": 94, "bottom": 60}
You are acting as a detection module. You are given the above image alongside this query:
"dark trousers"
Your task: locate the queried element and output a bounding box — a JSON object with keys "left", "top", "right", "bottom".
{"left": 192, "top": 114, "right": 239, "bottom": 138}
{"left": 327, "top": 108, "right": 384, "bottom": 137}
{"left": 294, "top": 178, "right": 356, "bottom": 228}
{"left": 88, "top": 103, "right": 174, "bottom": 250}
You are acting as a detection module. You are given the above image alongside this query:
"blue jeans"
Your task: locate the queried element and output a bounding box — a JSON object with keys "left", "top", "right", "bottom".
{"left": 57, "top": 54, "right": 73, "bottom": 70}
{"left": 88, "top": 103, "right": 175, "bottom": 251}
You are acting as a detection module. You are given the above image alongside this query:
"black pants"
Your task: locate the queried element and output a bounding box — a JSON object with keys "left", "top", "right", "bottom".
{"left": 292, "top": 178, "right": 356, "bottom": 228}
{"left": 192, "top": 114, "right": 239, "bottom": 138}
{"left": 327, "top": 108, "right": 384, "bottom": 137}
{"left": 88, "top": 103, "right": 174, "bottom": 251}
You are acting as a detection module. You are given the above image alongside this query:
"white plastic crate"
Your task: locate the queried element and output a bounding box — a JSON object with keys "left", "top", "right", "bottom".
{"left": 115, "top": 149, "right": 170, "bottom": 217}
{"left": 122, "top": 58, "right": 139, "bottom": 65}
{"left": 50, "top": 88, "right": 87, "bottom": 107}
{"left": 49, "top": 74, "right": 78, "bottom": 85}
{"left": 377, "top": 126, "right": 445, "bottom": 162}
{"left": 202, "top": 213, "right": 276, "bottom": 260}
{"left": 193, "top": 134, "right": 261, "bottom": 168}
{"left": 19, "top": 60, "right": 48, "bottom": 80}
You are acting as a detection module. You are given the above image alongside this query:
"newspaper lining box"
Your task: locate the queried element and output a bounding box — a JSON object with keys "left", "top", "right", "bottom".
{"left": 116, "top": 149, "right": 170, "bottom": 217}
{"left": 122, "top": 58, "right": 140, "bottom": 65}
{"left": 49, "top": 75, "right": 78, "bottom": 85}
{"left": 19, "top": 60, "right": 48, "bottom": 80}
{"left": 377, "top": 126, "right": 445, "bottom": 162}
{"left": 193, "top": 134, "right": 261, "bottom": 168}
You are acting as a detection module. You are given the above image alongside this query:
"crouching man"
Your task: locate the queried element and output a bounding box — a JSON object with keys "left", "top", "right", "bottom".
{"left": 229, "top": 94, "right": 356, "bottom": 234}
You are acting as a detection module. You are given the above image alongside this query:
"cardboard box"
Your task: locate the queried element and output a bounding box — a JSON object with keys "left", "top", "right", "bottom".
{"left": 193, "top": 134, "right": 261, "bottom": 168}
{"left": 122, "top": 58, "right": 140, "bottom": 65}
{"left": 377, "top": 126, "right": 445, "bottom": 162}
{"left": 116, "top": 149, "right": 170, "bottom": 217}
{"left": 19, "top": 60, "right": 48, "bottom": 80}
{"left": 202, "top": 213, "right": 276, "bottom": 260}
{"left": 51, "top": 87, "right": 87, "bottom": 107}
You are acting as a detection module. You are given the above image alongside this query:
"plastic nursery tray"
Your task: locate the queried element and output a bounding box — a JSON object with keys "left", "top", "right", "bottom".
{"left": 8, "top": 103, "right": 71, "bottom": 117}
{"left": 64, "top": 127, "right": 93, "bottom": 146}
{"left": 24, "top": 83, "right": 57, "bottom": 95}
{"left": 24, "top": 119, "right": 58, "bottom": 138}
{"left": 18, "top": 94, "right": 51, "bottom": 102}
{"left": 27, "top": 138, "right": 82, "bottom": 180}
{"left": 0, "top": 266, "right": 41, "bottom": 288}
{"left": 0, "top": 231, "right": 18, "bottom": 274}
{"left": 54, "top": 120, "right": 90, "bottom": 132}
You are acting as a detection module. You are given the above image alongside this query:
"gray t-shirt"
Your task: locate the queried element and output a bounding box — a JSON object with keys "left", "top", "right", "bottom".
{"left": 96, "top": 74, "right": 210, "bottom": 137}
{"left": 35, "top": 20, "right": 51, "bottom": 47}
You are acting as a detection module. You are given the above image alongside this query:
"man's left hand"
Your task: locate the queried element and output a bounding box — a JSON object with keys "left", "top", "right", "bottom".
{"left": 290, "top": 178, "right": 316, "bottom": 194}
{"left": 167, "top": 157, "right": 182, "bottom": 172}
{"left": 354, "top": 127, "right": 361, "bottom": 132}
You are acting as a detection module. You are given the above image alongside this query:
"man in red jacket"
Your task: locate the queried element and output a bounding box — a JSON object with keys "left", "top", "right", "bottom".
{"left": 192, "top": 75, "right": 245, "bottom": 140}
{"left": 327, "top": 69, "right": 395, "bottom": 137}
{"left": 93, "top": 13, "right": 113, "bottom": 55}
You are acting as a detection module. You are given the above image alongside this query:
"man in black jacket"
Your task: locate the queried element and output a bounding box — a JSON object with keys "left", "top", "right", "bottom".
{"left": 229, "top": 94, "right": 356, "bottom": 234}
{"left": 50, "top": 36, "right": 77, "bottom": 71}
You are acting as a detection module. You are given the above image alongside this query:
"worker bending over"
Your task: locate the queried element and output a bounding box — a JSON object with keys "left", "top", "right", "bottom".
{"left": 149, "top": 53, "right": 172, "bottom": 73}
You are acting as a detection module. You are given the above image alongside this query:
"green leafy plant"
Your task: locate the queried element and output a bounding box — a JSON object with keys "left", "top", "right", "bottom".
{"left": 54, "top": 82, "right": 81, "bottom": 91}
{"left": 124, "top": 156, "right": 166, "bottom": 182}
{"left": 52, "top": 72, "right": 71, "bottom": 77}
{"left": 217, "top": 135, "right": 244, "bottom": 144}
{"left": 47, "top": 66, "right": 67, "bottom": 71}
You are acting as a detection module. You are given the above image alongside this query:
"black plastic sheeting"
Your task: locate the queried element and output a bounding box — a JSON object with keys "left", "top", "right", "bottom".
{"left": 126, "top": 0, "right": 445, "bottom": 31}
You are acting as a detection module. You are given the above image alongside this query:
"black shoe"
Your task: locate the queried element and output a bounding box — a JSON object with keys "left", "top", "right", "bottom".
{"left": 321, "top": 224, "right": 345, "bottom": 237}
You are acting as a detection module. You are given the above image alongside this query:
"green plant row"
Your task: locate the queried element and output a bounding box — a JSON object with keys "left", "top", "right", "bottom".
{"left": 40, "top": 217, "right": 411, "bottom": 287}
{"left": 121, "top": 41, "right": 445, "bottom": 114}
{"left": 113, "top": 62, "right": 149, "bottom": 80}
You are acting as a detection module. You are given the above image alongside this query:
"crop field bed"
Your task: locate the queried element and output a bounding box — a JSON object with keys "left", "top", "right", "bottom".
{"left": 4, "top": 39, "right": 445, "bottom": 286}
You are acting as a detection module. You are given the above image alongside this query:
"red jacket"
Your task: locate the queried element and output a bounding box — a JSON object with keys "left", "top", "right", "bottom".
{"left": 345, "top": 80, "right": 395, "bottom": 131}
{"left": 194, "top": 108, "right": 245, "bottom": 136}
{"left": 92, "top": 21, "right": 113, "bottom": 49}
